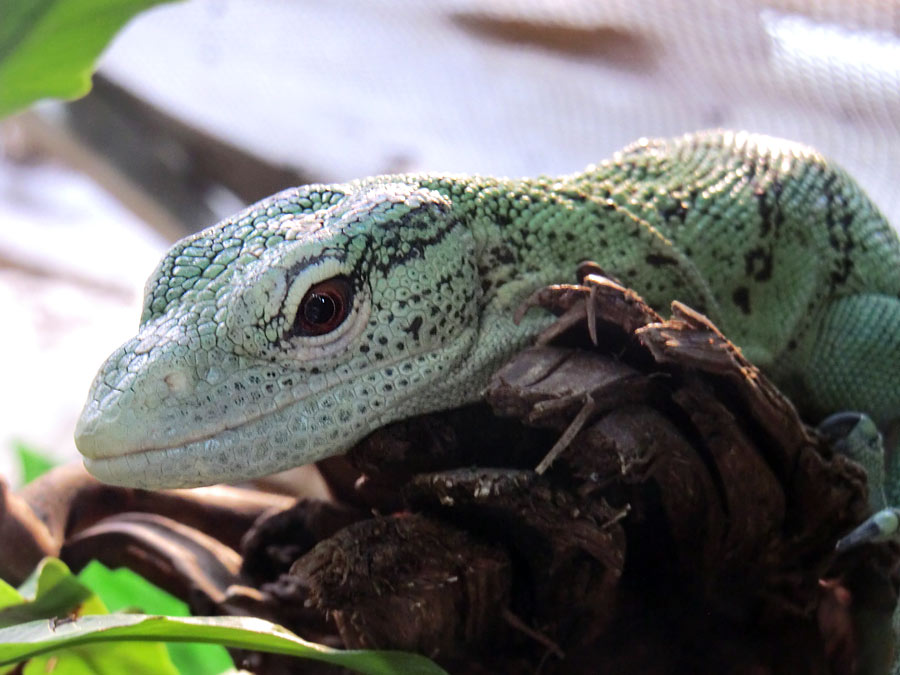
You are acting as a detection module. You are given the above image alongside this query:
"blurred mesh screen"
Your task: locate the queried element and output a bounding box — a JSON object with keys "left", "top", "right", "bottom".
{"left": 101, "top": 0, "right": 900, "bottom": 226}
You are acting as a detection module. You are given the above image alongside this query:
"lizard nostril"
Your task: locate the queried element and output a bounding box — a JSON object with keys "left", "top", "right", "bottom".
{"left": 164, "top": 371, "right": 190, "bottom": 393}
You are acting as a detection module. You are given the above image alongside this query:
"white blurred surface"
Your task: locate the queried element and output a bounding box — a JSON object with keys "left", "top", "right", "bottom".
{"left": 0, "top": 158, "right": 166, "bottom": 484}
{"left": 100, "top": 0, "right": 900, "bottom": 223}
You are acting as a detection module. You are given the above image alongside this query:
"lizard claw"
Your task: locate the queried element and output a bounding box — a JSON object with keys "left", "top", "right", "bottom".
{"left": 836, "top": 508, "right": 900, "bottom": 553}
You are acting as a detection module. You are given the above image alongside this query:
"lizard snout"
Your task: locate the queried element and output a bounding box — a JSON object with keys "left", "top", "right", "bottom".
{"left": 73, "top": 339, "right": 201, "bottom": 461}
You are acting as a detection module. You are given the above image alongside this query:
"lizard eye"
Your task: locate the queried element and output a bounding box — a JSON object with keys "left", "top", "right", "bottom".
{"left": 294, "top": 277, "right": 353, "bottom": 336}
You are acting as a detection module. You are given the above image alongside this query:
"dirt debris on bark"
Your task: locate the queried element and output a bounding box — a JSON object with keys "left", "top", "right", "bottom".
{"left": 1, "top": 270, "right": 897, "bottom": 674}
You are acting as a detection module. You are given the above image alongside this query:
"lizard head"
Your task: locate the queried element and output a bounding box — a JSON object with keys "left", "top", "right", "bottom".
{"left": 74, "top": 180, "right": 485, "bottom": 488}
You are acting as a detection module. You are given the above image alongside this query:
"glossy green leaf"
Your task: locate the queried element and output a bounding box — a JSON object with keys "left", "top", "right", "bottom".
{"left": 3, "top": 559, "right": 178, "bottom": 673}
{"left": 0, "top": 578, "right": 22, "bottom": 611}
{"left": 23, "top": 640, "right": 178, "bottom": 675}
{"left": 77, "top": 562, "right": 186, "bottom": 616}
{"left": 0, "top": 614, "right": 448, "bottom": 675}
{"left": 0, "top": 0, "right": 180, "bottom": 118}
{"left": 78, "top": 562, "right": 231, "bottom": 674}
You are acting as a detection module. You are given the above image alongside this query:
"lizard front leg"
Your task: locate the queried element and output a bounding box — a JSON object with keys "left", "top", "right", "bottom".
{"left": 819, "top": 411, "right": 899, "bottom": 553}
{"left": 820, "top": 412, "right": 888, "bottom": 515}
{"left": 791, "top": 293, "right": 900, "bottom": 510}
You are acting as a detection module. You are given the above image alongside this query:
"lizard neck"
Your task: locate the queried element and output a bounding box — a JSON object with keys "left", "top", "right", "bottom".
{"left": 427, "top": 167, "right": 719, "bottom": 327}
{"left": 426, "top": 173, "right": 605, "bottom": 315}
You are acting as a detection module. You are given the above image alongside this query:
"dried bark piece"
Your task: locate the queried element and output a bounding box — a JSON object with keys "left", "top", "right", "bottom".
{"left": 476, "top": 272, "right": 889, "bottom": 672}
{"left": 405, "top": 468, "right": 626, "bottom": 646}
{"left": 18, "top": 464, "right": 296, "bottom": 551}
{"left": 566, "top": 405, "right": 727, "bottom": 587}
{"left": 488, "top": 346, "right": 656, "bottom": 427}
{"left": 517, "top": 273, "right": 661, "bottom": 340}
{"left": 289, "top": 513, "right": 512, "bottom": 657}
{"left": 0, "top": 478, "right": 57, "bottom": 583}
{"left": 61, "top": 512, "right": 242, "bottom": 608}
{"left": 0, "top": 463, "right": 294, "bottom": 585}
{"left": 337, "top": 404, "right": 554, "bottom": 508}
{"left": 638, "top": 301, "right": 817, "bottom": 462}
{"left": 241, "top": 498, "right": 368, "bottom": 583}
{"left": 670, "top": 383, "right": 786, "bottom": 572}
{"left": 1, "top": 270, "right": 893, "bottom": 675}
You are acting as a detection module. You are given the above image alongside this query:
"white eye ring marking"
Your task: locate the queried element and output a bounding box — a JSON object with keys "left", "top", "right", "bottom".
{"left": 280, "top": 260, "right": 371, "bottom": 362}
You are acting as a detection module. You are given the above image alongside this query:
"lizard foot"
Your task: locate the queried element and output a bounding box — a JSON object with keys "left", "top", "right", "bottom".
{"left": 819, "top": 412, "right": 900, "bottom": 555}
{"left": 819, "top": 411, "right": 887, "bottom": 512}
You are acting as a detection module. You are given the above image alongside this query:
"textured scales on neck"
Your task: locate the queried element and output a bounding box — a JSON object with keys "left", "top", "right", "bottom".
{"left": 74, "top": 130, "right": 900, "bottom": 489}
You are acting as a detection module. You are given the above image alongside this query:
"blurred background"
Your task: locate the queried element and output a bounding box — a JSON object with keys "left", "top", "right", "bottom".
{"left": 2, "top": 0, "right": 899, "bottom": 484}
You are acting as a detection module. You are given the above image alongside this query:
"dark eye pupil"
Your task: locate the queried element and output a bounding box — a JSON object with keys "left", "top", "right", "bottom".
{"left": 291, "top": 276, "right": 353, "bottom": 338}
{"left": 303, "top": 294, "right": 336, "bottom": 324}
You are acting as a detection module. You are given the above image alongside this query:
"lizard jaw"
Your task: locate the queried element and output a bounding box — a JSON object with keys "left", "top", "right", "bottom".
{"left": 81, "top": 418, "right": 356, "bottom": 489}
{"left": 76, "top": 326, "right": 484, "bottom": 488}
{"left": 75, "top": 373, "right": 374, "bottom": 488}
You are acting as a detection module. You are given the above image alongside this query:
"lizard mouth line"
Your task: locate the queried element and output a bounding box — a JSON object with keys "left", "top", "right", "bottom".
{"left": 80, "top": 330, "right": 478, "bottom": 462}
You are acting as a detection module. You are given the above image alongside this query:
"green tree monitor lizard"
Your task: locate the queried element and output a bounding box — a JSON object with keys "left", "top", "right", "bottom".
{"left": 74, "top": 131, "right": 900, "bottom": 504}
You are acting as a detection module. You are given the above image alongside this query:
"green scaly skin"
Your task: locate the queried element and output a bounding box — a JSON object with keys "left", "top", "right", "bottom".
{"left": 74, "top": 130, "right": 900, "bottom": 493}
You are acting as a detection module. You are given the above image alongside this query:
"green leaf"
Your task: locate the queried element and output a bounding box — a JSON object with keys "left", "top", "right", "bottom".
{"left": 0, "top": 614, "right": 448, "bottom": 675}
{"left": 4, "top": 559, "right": 179, "bottom": 673}
{"left": 78, "top": 562, "right": 232, "bottom": 675}
{"left": 16, "top": 560, "right": 42, "bottom": 599}
{"left": 23, "top": 641, "right": 178, "bottom": 675}
{"left": 0, "top": 578, "right": 23, "bottom": 612}
{"left": 78, "top": 562, "right": 186, "bottom": 616}
{"left": 0, "top": 560, "right": 92, "bottom": 629}
{"left": 0, "top": 0, "right": 181, "bottom": 118}
{"left": 13, "top": 442, "right": 57, "bottom": 484}
{"left": 34, "top": 558, "right": 76, "bottom": 599}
